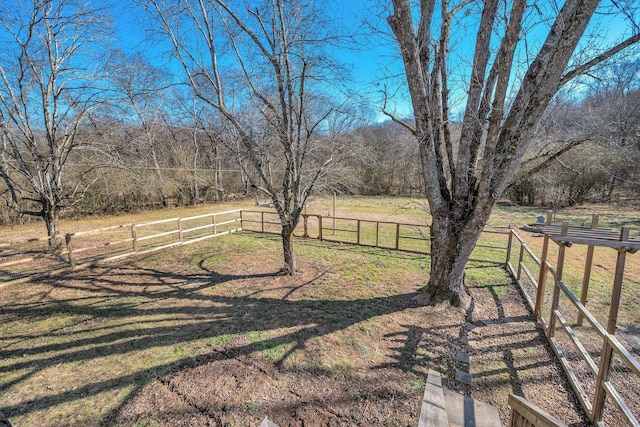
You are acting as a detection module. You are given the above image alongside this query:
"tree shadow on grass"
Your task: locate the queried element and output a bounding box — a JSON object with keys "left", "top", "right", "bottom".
{"left": 0, "top": 251, "right": 434, "bottom": 425}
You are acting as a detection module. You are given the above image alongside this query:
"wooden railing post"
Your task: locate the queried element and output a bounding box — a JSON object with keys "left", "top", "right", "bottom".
{"left": 212, "top": 214, "right": 217, "bottom": 235}
{"left": 592, "top": 339, "right": 614, "bottom": 424}
{"left": 356, "top": 220, "right": 361, "bottom": 245}
{"left": 547, "top": 221, "right": 569, "bottom": 338}
{"left": 577, "top": 213, "right": 598, "bottom": 326}
{"left": 506, "top": 229, "right": 513, "bottom": 265}
{"left": 508, "top": 394, "right": 569, "bottom": 427}
{"left": 516, "top": 244, "right": 525, "bottom": 281}
{"left": 395, "top": 223, "right": 400, "bottom": 250}
{"left": 592, "top": 228, "right": 630, "bottom": 423}
{"left": 535, "top": 211, "right": 553, "bottom": 317}
{"left": 178, "top": 218, "right": 184, "bottom": 243}
{"left": 375, "top": 222, "right": 379, "bottom": 247}
{"left": 239, "top": 210, "right": 243, "bottom": 229}
{"left": 131, "top": 224, "right": 138, "bottom": 254}
{"left": 65, "top": 233, "right": 75, "bottom": 269}
{"left": 607, "top": 227, "right": 630, "bottom": 334}
{"left": 302, "top": 214, "right": 309, "bottom": 238}
{"left": 261, "top": 212, "right": 265, "bottom": 233}
{"left": 318, "top": 215, "right": 323, "bottom": 241}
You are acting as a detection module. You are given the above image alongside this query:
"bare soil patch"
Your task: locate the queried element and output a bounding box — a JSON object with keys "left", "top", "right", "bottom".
{"left": 1, "top": 233, "right": 589, "bottom": 426}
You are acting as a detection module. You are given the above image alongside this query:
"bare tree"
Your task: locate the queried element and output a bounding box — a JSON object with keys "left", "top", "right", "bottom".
{"left": 108, "top": 51, "right": 175, "bottom": 207}
{"left": 139, "top": 0, "right": 352, "bottom": 274}
{"left": 170, "top": 93, "right": 229, "bottom": 203}
{"left": 0, "top": 0, "right": 109, "bottom": 248}
{"left": 387, "top": 0, "right": 640, "bottom": 305}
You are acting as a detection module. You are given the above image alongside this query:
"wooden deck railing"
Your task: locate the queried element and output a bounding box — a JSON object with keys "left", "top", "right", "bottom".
{"left": 507, "top": 228, "right": 640, "bottom": 426}
{"left": 508, "top": 394, "right": 568, "bottom": 427}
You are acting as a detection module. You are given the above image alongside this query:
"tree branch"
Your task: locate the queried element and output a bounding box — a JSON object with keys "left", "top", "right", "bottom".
{"left": 560, "top": 33, "right": 640, "bottom": 86}
{"left": 381, "top": 86, "right": 417, "bottom": 135}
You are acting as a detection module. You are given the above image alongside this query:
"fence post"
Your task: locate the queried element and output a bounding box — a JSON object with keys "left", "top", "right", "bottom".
{"left": 375, "top": 222, "right": 379, "bottom": 247}
{"left": 356, "top": 220, "right": 361, "bottom": 245}
{"left": 178, "top": 218, "right": 183, "bottom": 243}
{"left": 239, "top": 210, "right": 243, "bottom": 230}
{"left": 333, "top": 192, "right": 336, "bottom": 235}
{"left": 131, "top": 224, "right": 138, "bottom": 254}
{"left": 505, "top": 229, "right": 513, "bottom": 265}
{"left": 395, "top": 223, "right": 400, "bottom": 250}
{"left": 213, "top": 214, "right": 217, "bottom": 235}
{"left": 65, "top": 233, "right": 75, "bottom": 269}
{"left": 535, "top": 210, "right": 553, "bottom": 317}
{"left": 303, "top": 214, "right": 309, "bottom": 238}
{"left": 592, "top": 228, "right": 630, "bottom": 423}
{"left": 577, "top": 213, "right": 598, "bottom": 326}
{"left": 547, "top": 221, "right": 568, "bottom": 338}
{"left": 318, "top": 215, "right": 323, "bottom": 241}
{"left": 261, "top": 212, "right": 265, "bottom": 233}
{"left": 516, "top": 244, "right": 525, "bottom": 281}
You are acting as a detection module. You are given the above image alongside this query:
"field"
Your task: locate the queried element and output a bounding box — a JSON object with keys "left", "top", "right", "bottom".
{"left": 0, "top": 196, "right": 638, "bottom": 426}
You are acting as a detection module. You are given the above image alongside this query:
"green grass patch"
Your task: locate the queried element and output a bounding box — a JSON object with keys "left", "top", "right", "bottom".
{"left": 0, "top": 196, "right": 637, "bottom": 426}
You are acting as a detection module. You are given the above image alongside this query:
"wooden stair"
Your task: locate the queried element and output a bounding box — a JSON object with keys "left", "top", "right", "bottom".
{"left": 418, "top": 369, "right": 501, "bottom": 427}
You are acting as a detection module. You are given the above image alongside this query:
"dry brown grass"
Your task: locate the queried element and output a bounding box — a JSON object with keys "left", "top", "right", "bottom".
{"left": 0, "top": 197, "right": 637, "bottom": 426}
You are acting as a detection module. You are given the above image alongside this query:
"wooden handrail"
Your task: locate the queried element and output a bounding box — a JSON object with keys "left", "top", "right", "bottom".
{"left": 508, "top": 394, "right": 568, "bottom": 427}
{"left": 509, "top": 225, "right": 640, "bottom": 426}
{"left": 135, "top": 217, "right": 180, "bottom": 227}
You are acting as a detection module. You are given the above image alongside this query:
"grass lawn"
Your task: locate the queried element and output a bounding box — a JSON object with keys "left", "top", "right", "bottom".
{"left": 1, "top": 232, "right": 436, "bottom": 425}
{"left": 0, "top": 196, "right": 637, "bottom": 426}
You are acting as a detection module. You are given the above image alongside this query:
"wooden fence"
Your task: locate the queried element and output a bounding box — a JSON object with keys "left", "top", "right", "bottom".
{"left": 507, "top": 226, "right": 640, "bottom": 426}
{"left": 0, "top": 210, "right": 242, "bottom": 286}
{"left": 0, "top": 235, "right": 67, "bottom": 284}
{"left": 64, "top": 209, "right": 242, "bottom": 269}
{"left": 239, "top": 210, "right": 509, "bottom": 264}
{"left": 2, "top": 208, "right": 638, "bottom": 425}
{"left": 0, "top": 209, "right": 509, "bottom": 284}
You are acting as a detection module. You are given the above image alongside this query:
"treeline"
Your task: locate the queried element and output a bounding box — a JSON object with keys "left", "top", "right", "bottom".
{"left": 1, "top": 1, "right": 638, "bottom": 233}
{"left": 0, "top": 116, "right": 423, "bottom": 225}
{"left": 507, "top": 69, "right": 640, "bottom": 208}
{"left": 2, "top": 81, "right": 638, "bottom": 227}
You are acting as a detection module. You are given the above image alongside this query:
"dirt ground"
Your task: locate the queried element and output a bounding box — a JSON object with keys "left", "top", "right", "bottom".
{"left": 101, "top": 251, "right": 589, "bottom": 426}
{"left": 2, "top": 199, "right": 638, "bottom": 426}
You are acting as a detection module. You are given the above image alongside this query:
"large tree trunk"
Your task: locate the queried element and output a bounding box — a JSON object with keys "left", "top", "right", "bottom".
{"left": 44, "top": 204, "right": 62, "bottom": 251}
{"left": 426, "top": 208, "right": 489, "bottom": 307}
{"left": 386, "top": 0, "right": 614, "bottom": 307}
{"left": 281, "top": 225, "right": 297, "bottom": 275}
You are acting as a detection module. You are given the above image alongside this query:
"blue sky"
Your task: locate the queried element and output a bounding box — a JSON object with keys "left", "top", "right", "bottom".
{"left": 96, "top": 0, "right": 640, "bottom": 123}
{"left": 107, "top": 0, "right": 412, "bottom": 121}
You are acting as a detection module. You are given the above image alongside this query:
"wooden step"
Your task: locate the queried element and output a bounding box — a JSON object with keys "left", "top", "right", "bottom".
{"left": 443, "top": 389, "right": 501, "bottom": 427}
{"left": 418, "top": 369, "right": 449, "bottom": 427}
{"left": 417, "top": 369, "right": 501, "bottom": 427}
